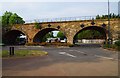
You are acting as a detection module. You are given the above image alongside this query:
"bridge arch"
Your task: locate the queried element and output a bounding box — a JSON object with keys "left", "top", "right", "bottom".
{"left": 3, "top": 30, "right": 27, "bottom": 45}
{"left": 33, "top": 28, "right": 67, "bottom": 43}
{"left": 73, "top": 26, "right": 108, "bottom": 44}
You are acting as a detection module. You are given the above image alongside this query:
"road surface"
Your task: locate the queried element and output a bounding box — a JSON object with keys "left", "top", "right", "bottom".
{"left": 2, "top": 45, "right": 118, "bottom": 76}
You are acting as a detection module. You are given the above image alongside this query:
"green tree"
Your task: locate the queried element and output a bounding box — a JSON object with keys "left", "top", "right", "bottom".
{"left": 96, "top": 13, "right": 120, "bottom": 19}
{"left": 57, "top": 31, "right": 65, "bottom": 39}
{"left": 42, "top": 32, "right": 54, "bottom": 42}
{"left": 49, "top": 32, "right": 54, "bottom": 38}
{"left": 96, "top": 15, "right": 100, "bottom": 19}
{"left": 2, "top": 11, "right": 25, "bottom": 27}
{"left": 112, "top": 13, "right": 115, "bottom": 18}
{"left": 117, "top": 14, "right": 120, "bottom": 18}
{"left": 76, "top": 30, "right": 103, "bottom": 39}
{"left": 9, "top": 13, "right": 25, "bottom": 25}
{"left": 2, "top": 11, "right": 12, "bottom": 27}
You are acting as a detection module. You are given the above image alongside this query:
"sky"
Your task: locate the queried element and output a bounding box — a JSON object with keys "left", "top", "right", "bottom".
{"left": 0, "top": 2, "right": 119, "bottom": 21}
{"left": 0, "top": 0, "right": 119, "bottom": 2}
{"left": 0, "top": 0, "right": 119, "bottom": 36}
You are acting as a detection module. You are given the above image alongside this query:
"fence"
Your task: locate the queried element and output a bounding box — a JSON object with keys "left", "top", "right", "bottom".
{"left": 25, "top": 16, "right": 96, "bottom": 24}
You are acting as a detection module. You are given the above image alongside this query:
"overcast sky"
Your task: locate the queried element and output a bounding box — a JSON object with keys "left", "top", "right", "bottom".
{"left": 0, "top": 0, "right": 119, "bottom": 2}
{"left": 0, "top": 1, "right": 119, "bottom": 21}
{"left": 1, "top": 1, "right": 119, "bottom": 36}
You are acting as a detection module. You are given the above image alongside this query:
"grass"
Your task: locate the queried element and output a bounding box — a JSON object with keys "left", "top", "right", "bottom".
{"left": 1, "top": 50, "right": 48, "bottom": 57}
{"left": 102, "top": 44, "right": 120, "bottom": 51}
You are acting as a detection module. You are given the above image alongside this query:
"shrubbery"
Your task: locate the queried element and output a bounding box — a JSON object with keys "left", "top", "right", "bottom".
{"left": 115, "top": 40, "right": 120, "bottom": 51}
{"left": 103, "top": 40, "right": 120, "bottom": 51}
{"left": 26, "top": 42, "right": 74, "bottom": 47}
{"left": 103, "top": 44, "right": 117, "bottom": 49}
{"left": 115, "top": 40, "right": 120, "bottom": 46}
{"left": 34, "top": 22, "right": 42, "bottom": 29}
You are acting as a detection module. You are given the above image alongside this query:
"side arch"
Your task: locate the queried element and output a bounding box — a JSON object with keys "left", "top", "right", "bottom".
{"left": 2, "top": 30, "right": 27, "bottom": 45}
{"left": 73, "top": 26, "right": 108, "bottom": 44}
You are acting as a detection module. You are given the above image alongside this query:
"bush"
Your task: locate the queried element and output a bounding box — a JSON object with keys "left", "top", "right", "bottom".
{"left": 26, "top": 42, "right": 74, "bottom": 47}
{"left": 114, "top": 40, "right": 120, "bottom": 51}
{"left": 34, "top": 22, "right": 42, "bottom": 29}
{"left": 103, "top": 44, "right": 111, "bottom": 48}
{"left": 26, "top": 43, "right": 46, "bottom": 46}
{"left": 103, "top": 44, "right": 117, "bottom": 49}
{"left": 102, "top": 40, "right": 120, "bottom": 51}
{"left": 115, "top": 40, "right": 120, "bottom": 46}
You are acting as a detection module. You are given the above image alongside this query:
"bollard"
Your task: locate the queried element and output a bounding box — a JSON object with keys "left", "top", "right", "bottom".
{"left": 9, "top": 47, "right": 12, "bottom": 56}
{"left": 9, "top": 47, "right": 14, "bottom": 56}
{"left": 11, "top": 47, "right": 14, "bottom": 55}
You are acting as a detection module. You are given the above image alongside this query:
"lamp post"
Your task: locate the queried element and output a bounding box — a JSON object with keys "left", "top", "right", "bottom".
{"left": 107, "top": 0, "right": 111, "bottom": 45}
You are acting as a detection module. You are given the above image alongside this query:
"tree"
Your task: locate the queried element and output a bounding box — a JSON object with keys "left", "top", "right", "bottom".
{"left": 2, "top": 11, "right": 25, "bottom": 27}
{"left": 42, "top": 32, "right": 54, "bottom": 42}
{"left": 9, "top": 13, "right": 25, "bottom": 25}
{"left": 96, "top": 15, "right": 100, "bottom": 19}
{"left": 76, "top": 30, "right": 103, "bottom": 39}
{"left": 112, "top": 13, "right": 115, "bottom": 18}
{"left": 2, "top": 11, "right": 12, "bottom": 27}
{"left": 57, "top": 31, "right": 65, "bottom": 39}
{"left": 95, "top": 13, "right": 120, "bottom": 19}
{"left": 49, "top": 32, "right": 54, "bottom": 38}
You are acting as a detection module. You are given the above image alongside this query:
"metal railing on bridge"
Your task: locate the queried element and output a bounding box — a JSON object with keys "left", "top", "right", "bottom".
{"left": 25, "top": 16, "right": 97, "bottom": 24}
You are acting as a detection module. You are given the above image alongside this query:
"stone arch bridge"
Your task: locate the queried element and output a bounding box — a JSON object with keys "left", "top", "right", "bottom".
{"left": 2, "top": 19, "right": 119, "bottom": 45}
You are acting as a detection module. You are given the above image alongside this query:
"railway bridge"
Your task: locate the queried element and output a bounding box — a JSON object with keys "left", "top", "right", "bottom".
{"left": 2, "top": 17, "right": 119, "bottom": 45}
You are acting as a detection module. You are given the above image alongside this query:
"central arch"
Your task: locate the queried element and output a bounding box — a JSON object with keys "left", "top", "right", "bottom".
{"left": 73, "top": 26, "right": 108, "bottom": 44}
{"left": 33, "top": 28, "right": 67, "bottom": 43}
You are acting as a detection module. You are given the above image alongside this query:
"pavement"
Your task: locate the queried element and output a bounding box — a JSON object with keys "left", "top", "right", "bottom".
{"left": 2, "top": 45, "right": 119, "bottom": 76}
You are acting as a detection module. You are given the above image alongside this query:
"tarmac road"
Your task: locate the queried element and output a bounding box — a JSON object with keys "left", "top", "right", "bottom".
{"left": 2, "top": 45, "right": 118, "bottom": 76}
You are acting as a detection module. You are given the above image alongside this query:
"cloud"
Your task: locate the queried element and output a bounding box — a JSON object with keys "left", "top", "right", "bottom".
{"left": 1, "top": 2, "right": 118, "bottom": 21}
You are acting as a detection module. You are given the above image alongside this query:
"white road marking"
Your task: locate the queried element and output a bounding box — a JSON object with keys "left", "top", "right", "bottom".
{"left": 59, "top": 52, "right": 66, "bottom": 54}
{"left": 69, "top": 50, "right": 85, "bottom": 54}
{"left": 75, "top": 50, "right": 87, "bottom": 55}
{"left": 59, "top": 51, "right": 117, "bottom": 60}
{"left": 94, "top": 55, "right": 114, "bottom": 60}
{"left": 69, "top": 50, "right": 74, "bottom": 51}
{"left": 65, "top": 53, "right": 76, "bottom": 58}
{"left": 59, "top": 52, "right": 76, "bottom": 58}
{"left": 76, "top": 51, "right": 85, "bottom": 54}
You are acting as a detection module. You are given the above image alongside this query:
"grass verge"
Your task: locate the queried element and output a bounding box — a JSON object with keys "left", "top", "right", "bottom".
{"left": 102, "top": 44, "right": 120, "bottom": 51}
{"left": 1, "top": 50, "right": 48, "bottom": 57}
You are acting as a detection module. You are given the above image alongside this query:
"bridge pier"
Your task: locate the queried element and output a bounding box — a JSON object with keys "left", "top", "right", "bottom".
{"left": 67, "top": 36, "right": 74, "bottom": 44}
{"left": 27, "top": 38, "right": 34, "bottom": 43}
